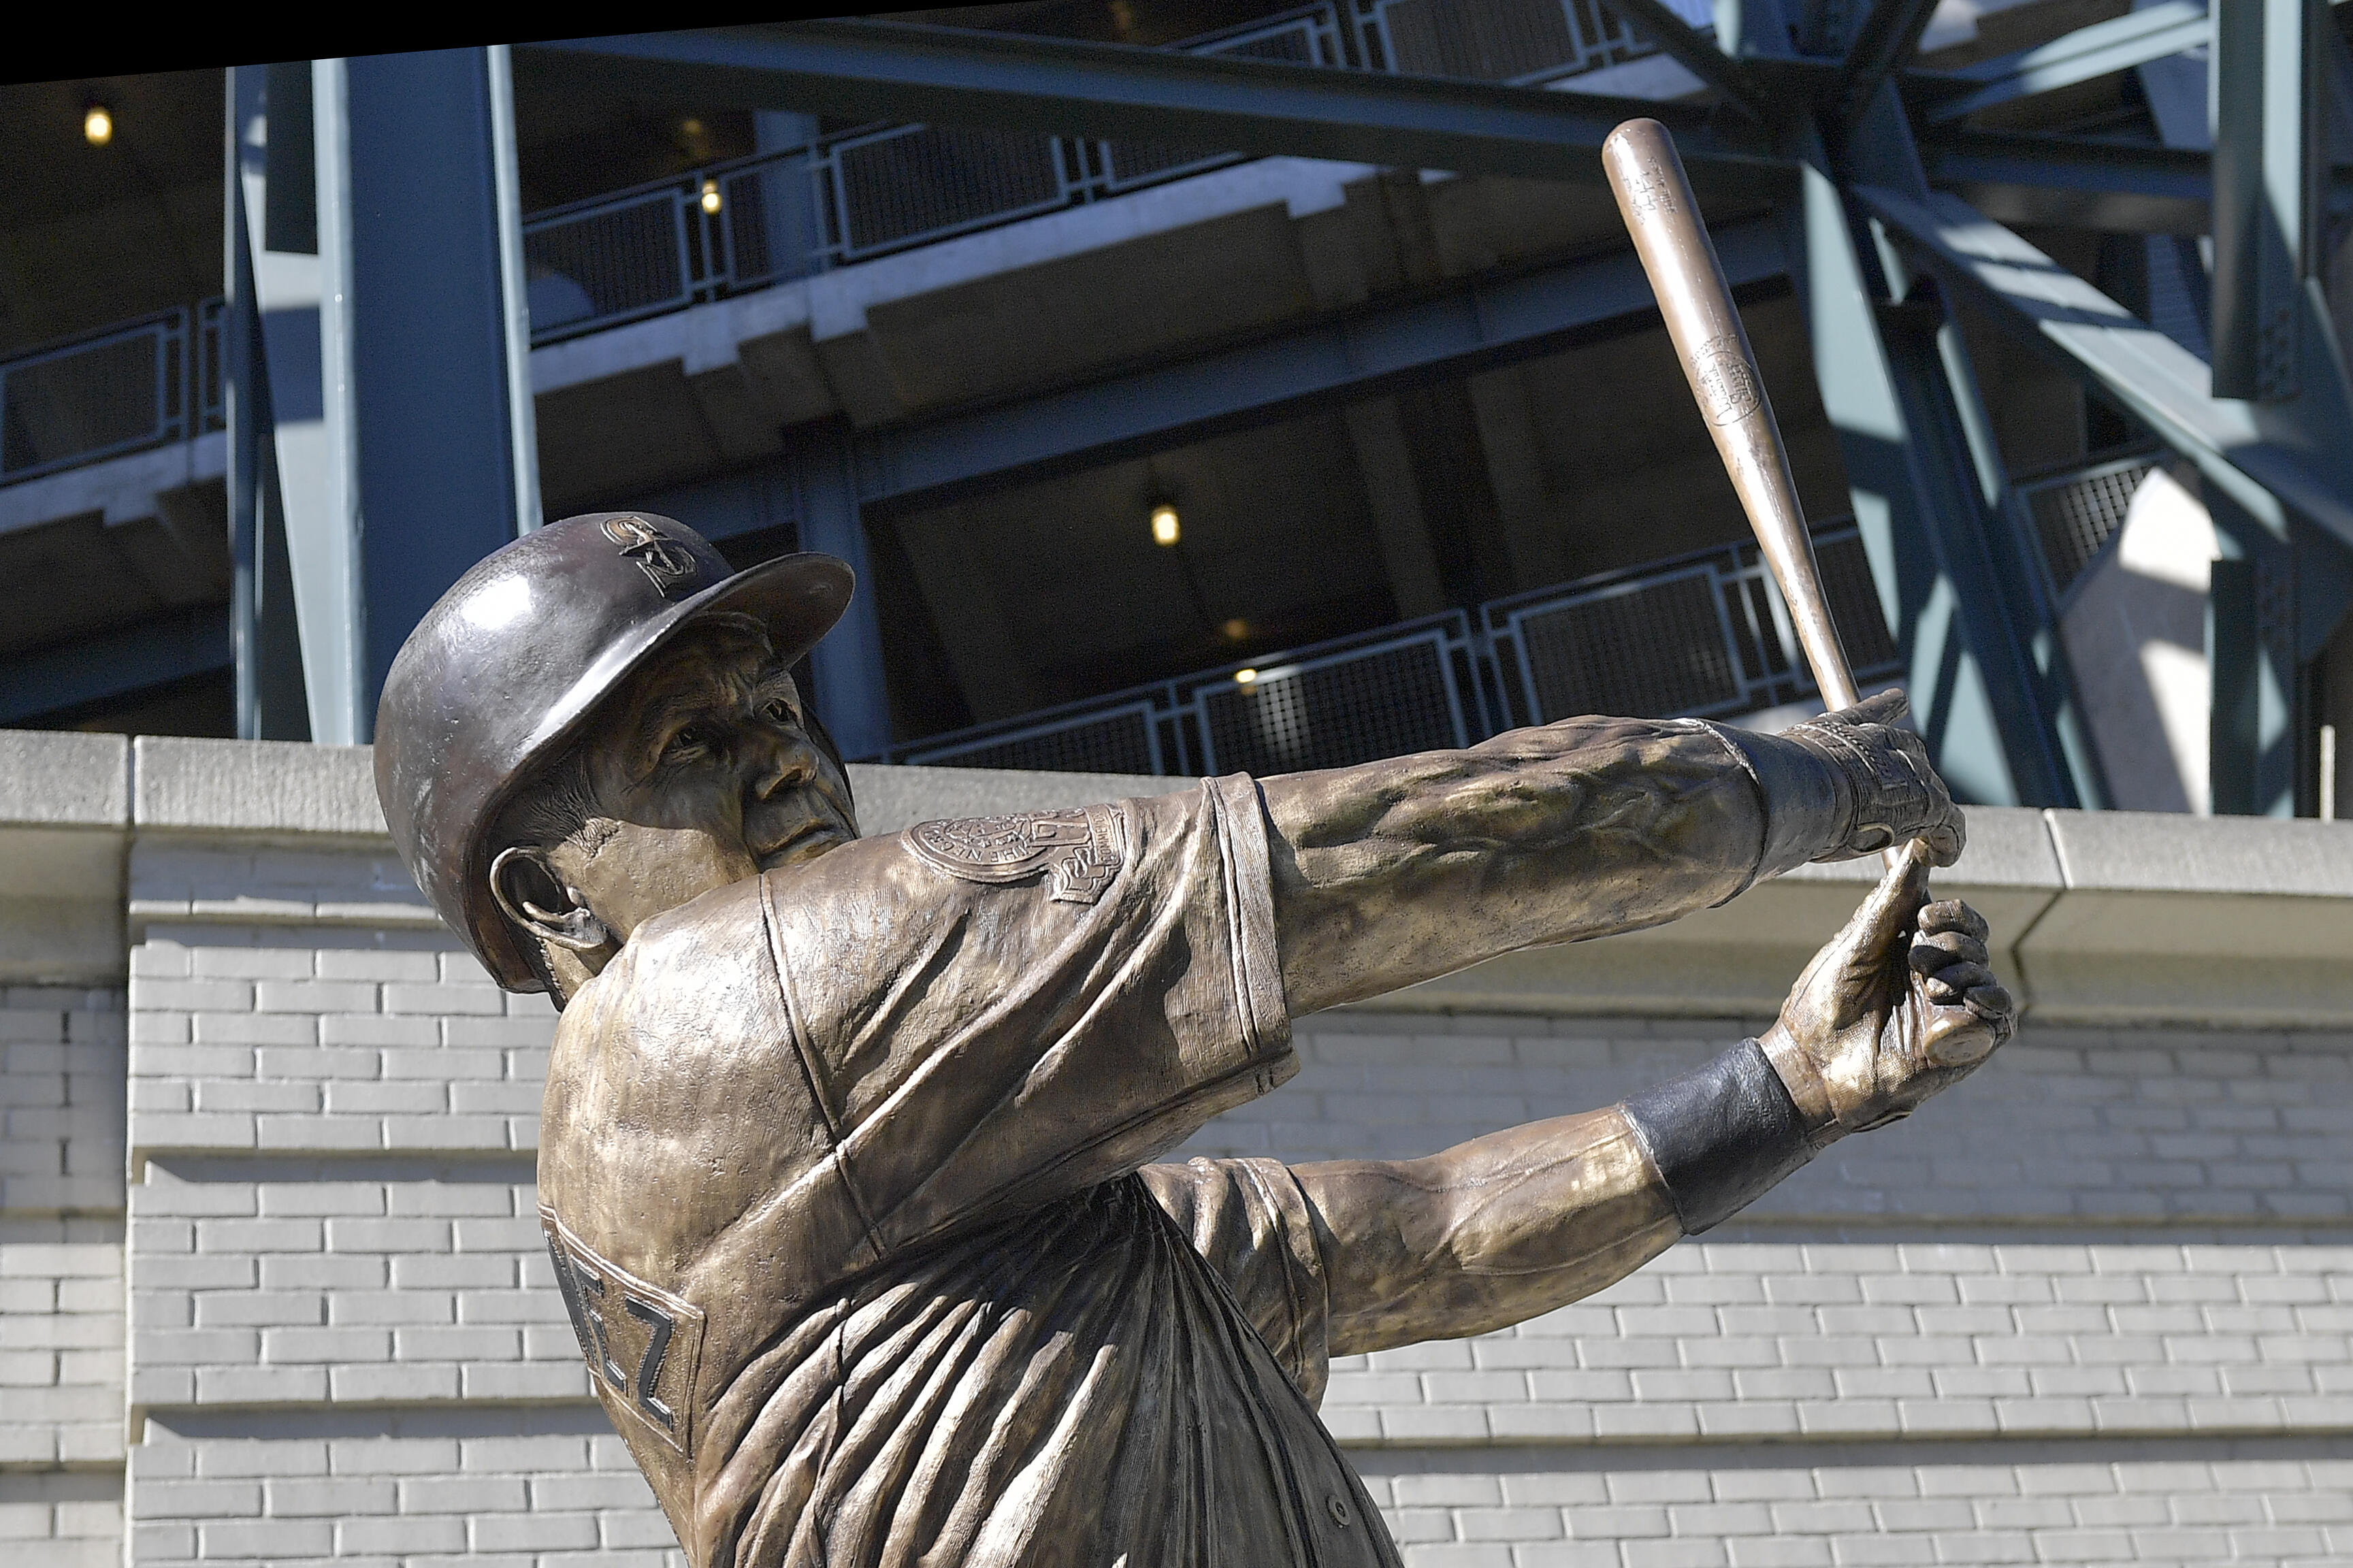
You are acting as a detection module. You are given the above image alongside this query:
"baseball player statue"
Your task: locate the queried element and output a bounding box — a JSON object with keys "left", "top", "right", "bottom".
{"left": 375, "top": 512, "right": 2013, "bottom": 1568}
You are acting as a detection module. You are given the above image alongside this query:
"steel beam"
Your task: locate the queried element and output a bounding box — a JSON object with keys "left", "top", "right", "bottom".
{"left": 223, "top": 132, "right": 310, "bottom": 743}
{"left": 1595, "top": 0, "right": 1770, "bottom": 116}
{"left": 0, "top": 606, "right": 231, "bottom": 727}
{"left": 517, "top": 21, "right": 1782, "bottom": 192}
{"left": 231, "top": 61, "right": 365, "bottom": 745}
{"left": 229, "top": 53, "right": 542, "bottom": 744}
{"left": 1920, "top": 131, "right": 2218, "bottom": 234}
{"left": 343, "top": 48, "right": 540, "bottom": 733}
{"left": 1785, "top": 99, "right": 2083, "bottom": 808}
{"left": 853, "top": 218, "right": 1786, "bottom": 512}
{"left": 1836, "top": 0, "right": 1943, "bottom": 120}
{"left": 2211, "top": 0, "right": 2321, "bottom": 401}
{"left": 1859, "top": 184, "right": 2353, "bottom": 547}
{"left": 790, "top": 421, "right": 894, "bottom": 761}
{"left": 1918, "top": 1, "right": 2212, "bottom": 125}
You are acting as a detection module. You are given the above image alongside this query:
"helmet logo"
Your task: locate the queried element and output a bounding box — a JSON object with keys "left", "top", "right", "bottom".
{"left": 602, "top": 517, "right": 699, "bottom": 598}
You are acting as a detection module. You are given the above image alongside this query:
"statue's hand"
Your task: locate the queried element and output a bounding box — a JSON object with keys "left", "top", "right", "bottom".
{"left": 1783, "top": 690, "right": 1966, "bottom": 866}
{"left": 1759, "top": 842, "right": 2014, "bottom": 1138}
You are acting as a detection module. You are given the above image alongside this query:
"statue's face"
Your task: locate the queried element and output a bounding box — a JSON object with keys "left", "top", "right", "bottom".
{"left": 547, "top": 623, "right": 856, "bottom": 938}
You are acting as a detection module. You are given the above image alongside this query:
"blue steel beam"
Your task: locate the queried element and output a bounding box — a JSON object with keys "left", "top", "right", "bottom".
{"left": 852, "top": 218, "right": 1787, "bottom": 510}
{"left": 1919, "top": 131, "right": 2218, "bottom": 234}
{"left": 1785, "top": 95, "right": 2086, "bottom": 808}
{"left": 518, "top": 22, "right": 1783, "bottom": 189}
{"left": 789, "top": 421, "right": 894, "bottom": 763}
{"left": 2211, "top": 0, "right": 2320, "bottom": 402}
{"left": 1836, "top": 0, "right": 1943, "bottom": 120}
{"left": 342, "top": 48, "right": 539, "bottom": 731}
{"left": 1594, "top": 0, "right": 1771, "bottom": 116}
{"left": 1857, "top": 184, "right": 2353, "bottom": 551}
{"left": 1918, "top": 1, "right": 2213, "bottom": 124}
{"left": 0, "top": 607, "right": 231, "bottom": 727}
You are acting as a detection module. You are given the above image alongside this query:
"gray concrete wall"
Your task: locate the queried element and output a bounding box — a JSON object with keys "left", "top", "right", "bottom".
{"left": 1, "top": 731, "right": 2348, "bottom": 1567}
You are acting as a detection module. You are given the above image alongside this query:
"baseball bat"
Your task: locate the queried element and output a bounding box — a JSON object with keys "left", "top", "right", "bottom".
{"left": 1601, "top": 118, "right": 1905, "bottom": 869}
{"left": 1600, "top": 118, "right": 1861, "bottom": 714}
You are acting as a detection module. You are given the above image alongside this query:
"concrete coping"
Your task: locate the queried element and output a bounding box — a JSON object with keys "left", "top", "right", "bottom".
{"left": 0, "top": 731, "right": 2337, "bottom": 897}
{"left": 5, "top": 729, "right": 2353, "bottom": 1025}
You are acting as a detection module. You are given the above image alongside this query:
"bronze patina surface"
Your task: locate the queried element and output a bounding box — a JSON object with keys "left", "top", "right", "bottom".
{"left": 375, "top": 512, "right": 2014, "bottom": 1568}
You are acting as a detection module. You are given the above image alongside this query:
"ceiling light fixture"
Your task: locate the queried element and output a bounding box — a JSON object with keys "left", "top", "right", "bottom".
{"left": 83, "top": 104, "right": 113, "bottom": 146}
{"left": 1233, "top": 668, "right": 1258, "bottom": 685}
{"left": 1150, "top": 504, "right": 1180, "bottom": 546}
{"left": 700, "top": 179, "right": 722, "bottom": 215}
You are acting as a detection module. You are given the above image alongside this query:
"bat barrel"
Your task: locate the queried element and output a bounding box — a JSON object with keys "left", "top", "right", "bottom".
{"left": 1600, "top": 118, "right": 1862, "bottom": 713}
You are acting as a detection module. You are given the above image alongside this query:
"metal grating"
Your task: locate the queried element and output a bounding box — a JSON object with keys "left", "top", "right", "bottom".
{"left": 1362, "top": 0, "right": 1646, "bottom": 82}
{"left": 523, "top": 193, "right": 686, "bottom": 331}
{"left": 2024, "top": 453, "right": 2161, "bottom": 598}
{"left": 830, "top": 124, "right": 1068, "bottom": 257}
{"left": 1, "top": 312, "right": 185, "bottom": 480}
{"left": 1197, "top": 636, "right": 1464, "bottom": 774}
{"left": 909, "top": 704, "right": 1161, "bottom": 774}
{"left": 1514, "top": 569, "right": 1742, "bottom": 719}
{"left": 1816, "top": 534, "right": 1898, "bottom": 670}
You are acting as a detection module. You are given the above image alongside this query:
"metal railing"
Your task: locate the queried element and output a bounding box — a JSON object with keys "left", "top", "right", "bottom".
{"left": 0, "top": 299, "right": 227, "bottom": 485}
{"left": 1484, "top": 523, "right": 1900, "bottom": 725}
{"left": 521, "top": 0, "right": 1695, "bottom": 344}
{"left": 894, "top": 612, "right": 1489, "bottom": 776}
{"left": 881, "top": 521, "right": 1900, "bottom": 772}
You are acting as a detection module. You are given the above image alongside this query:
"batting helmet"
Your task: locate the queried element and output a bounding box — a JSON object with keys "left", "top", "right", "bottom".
{"left": 374, "top": 512, "right": 854, "bottom": 992}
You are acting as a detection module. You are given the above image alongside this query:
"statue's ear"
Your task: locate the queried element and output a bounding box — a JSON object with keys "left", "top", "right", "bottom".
{"left": 488, "top": 846, "right": 616, "bottom": 955}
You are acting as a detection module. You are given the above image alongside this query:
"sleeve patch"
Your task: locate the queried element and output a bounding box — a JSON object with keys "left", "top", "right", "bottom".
{"left": 542, "top": 1207, "right": 708, "bottom": 1458}
{"left": 905, "top": 804, "right": 1124, "bottom": 904}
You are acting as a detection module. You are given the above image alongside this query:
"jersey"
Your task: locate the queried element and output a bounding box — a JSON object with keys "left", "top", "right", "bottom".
{"left": 535, "top": 775, "right": 1401, "bottom": 1568}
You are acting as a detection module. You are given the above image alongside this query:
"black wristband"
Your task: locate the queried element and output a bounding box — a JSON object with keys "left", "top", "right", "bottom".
{"left": 1621, "top": 1040, "right": 1815, "bottom": 1234}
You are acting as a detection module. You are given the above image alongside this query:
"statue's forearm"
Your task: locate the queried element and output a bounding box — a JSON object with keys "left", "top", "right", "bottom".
{"left": 1261, "top": 717, "right": 1841, "bottom": 1015}
{"left": 1299, "top": 1042, "right": 1825, "bottom": 1358}
{"left": 1294, "top": 1109, "right": 1681, "bottom": 1358}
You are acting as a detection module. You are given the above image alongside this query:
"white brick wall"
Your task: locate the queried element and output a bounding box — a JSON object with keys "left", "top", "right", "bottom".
{"left": 1351, "top": 1441, "right": 2353, "bottom": 1566}
{"left": 0, "top": 1472, "right": 122, "bottom": 1568}
{"left": 1183, "top": 1016, "right": 2353, "bottom": 1222}
{"left": 129, "top": 1162, "right": 583, "bottom": 1410}
{"left": 1, "top": 987, "right": 125, "bottom": 1216}
{"left": 1, "top": 985, "right": 127, "bottom": 1566}
{"left": 130, "top": 930, "right": 551, "bottom": 1157}
{"left": 108, "top": 841, "right": 2353, "bottom": 1568}
{"left": 1318, "top": 1242, "right": 2353, "bottom": 1446}
{"left": 130, "top": 1414, "right": 680, "bottom": 1568}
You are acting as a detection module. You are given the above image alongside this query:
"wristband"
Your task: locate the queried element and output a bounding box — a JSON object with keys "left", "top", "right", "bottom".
{"left": 1620, "top": 1040, "right": 1817, "bottom": 1234}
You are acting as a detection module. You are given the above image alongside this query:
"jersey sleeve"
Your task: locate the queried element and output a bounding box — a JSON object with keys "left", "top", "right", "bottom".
{"left": 1140, "top": 1156, "right": 1333, "bottom": 1404}
{"left": 762, "top": 774, "right": 1294, "bottom": 1258}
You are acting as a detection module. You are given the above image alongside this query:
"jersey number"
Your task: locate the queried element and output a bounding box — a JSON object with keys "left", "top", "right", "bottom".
{"left": 540, "top": 1208, "right": 707, "bottom": 1457}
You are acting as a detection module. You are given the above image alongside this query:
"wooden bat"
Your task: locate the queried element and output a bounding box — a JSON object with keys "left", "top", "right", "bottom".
{"left": 1602, "top": 117, "right": 1904, "bottom": 868}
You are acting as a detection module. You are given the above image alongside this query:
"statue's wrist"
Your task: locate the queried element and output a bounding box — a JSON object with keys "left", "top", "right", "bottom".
{"left": 1620, "top": 1039, "right": 1818, "bottom": 1235}
{"left": 1699, "top": 723, "right": 1853, "bottom": 883}
{"left": 1758, "top": 1020, "right": 1840, "bottom": 1141}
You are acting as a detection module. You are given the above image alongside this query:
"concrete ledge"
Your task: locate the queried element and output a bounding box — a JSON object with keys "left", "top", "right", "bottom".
{"left": 131, "top": 737, "right": 383, "bottom": 838}
{"left": 8, "top": 728, "right": 2353, "bottom": 1024}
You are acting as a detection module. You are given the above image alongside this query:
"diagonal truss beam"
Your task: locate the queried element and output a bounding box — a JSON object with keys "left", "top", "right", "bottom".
{"left": 1593, "top": 0, "right": 1770, "bottom": 117}
{"left": 1857, "top": 183, "right": 2353, "bottom": 551}
{"left": 1837, "top": 0, "right": 1943, "bottom": 118}
{"left": 1918, "top": 1, "right": 2212, "bottom": 125}
{"left": 520, "top": 20, "right": 1781, "bottom": 189}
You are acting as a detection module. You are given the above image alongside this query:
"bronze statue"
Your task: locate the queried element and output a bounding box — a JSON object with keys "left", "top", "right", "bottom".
{"left": 375, "top": 512, "right": 2012, "bottom": 1568}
